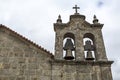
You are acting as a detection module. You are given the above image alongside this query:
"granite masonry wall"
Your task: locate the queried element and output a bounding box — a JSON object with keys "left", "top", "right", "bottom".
{"left": 0, "top": 29, "right": 51, "bottom": 80}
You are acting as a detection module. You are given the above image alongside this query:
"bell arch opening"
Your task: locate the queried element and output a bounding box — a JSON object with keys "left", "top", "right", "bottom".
{"left": 83, "top": 33, "right": 95, "bottom": 42}
{"left": 63, "top": 33, "right": 75, "bottom": 60}
{"left": 83, "top": 33, "right": 96, "bottom": 60}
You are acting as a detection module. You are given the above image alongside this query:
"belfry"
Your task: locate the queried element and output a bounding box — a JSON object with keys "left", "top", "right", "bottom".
{"left": 53, "top": 5, "right": 113, "bottom": 80}
{"left": 0, "top": 5, "right": 113, "bottom": 80}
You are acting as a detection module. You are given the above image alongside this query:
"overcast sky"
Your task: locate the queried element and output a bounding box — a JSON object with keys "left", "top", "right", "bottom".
{"left": 0, "top": 0, "right": 120, "bottom": 80}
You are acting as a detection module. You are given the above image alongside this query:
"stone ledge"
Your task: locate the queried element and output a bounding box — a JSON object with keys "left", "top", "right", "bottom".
{"left": 70, "top": 14, "right": 86, "bottom": 20}
{"left": 91, "top": 23, "right": 104, "bottom": 28}
{"left": 50, "top": 59, "right": 114, "bottom": 66}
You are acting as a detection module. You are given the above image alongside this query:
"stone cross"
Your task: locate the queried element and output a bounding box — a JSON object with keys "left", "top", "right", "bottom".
{"left": 73, "top": 5, "right": 80, "bottom": 13}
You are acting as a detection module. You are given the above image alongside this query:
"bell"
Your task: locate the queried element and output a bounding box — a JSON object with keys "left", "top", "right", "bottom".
{"left": 63, "top": 38, "right": 75, "bottom": 60}
{"left": 86, "top": 51, "right": 94, "bottom": 60}
{"left": 64, "top": 49, "right": 74, "bottom": 60}
{"left": 63, "top": 39, "right": 75, "bottom": 50}
{"left": 84, "top": 40, "right": 94, "bottom": 51}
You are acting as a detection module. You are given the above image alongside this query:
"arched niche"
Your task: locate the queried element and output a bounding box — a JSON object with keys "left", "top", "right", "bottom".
{"left": 83, "top": 33, "right": 96, "bottom": 60}
{"left": 63, "top": 33, "right": 75, "bottom": 60}
{"left": 83, "top": 33, "right": 95, "bottom": 43}
{"left": 64, "top": 32, "right": 75, "bottom": 40}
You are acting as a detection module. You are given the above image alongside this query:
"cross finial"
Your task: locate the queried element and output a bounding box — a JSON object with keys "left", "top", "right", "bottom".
{"left": 93, "top": 15, "right": 97, "bottom": 19}
{"left": 73, "top": 5, "right": 80, "bottom": 14}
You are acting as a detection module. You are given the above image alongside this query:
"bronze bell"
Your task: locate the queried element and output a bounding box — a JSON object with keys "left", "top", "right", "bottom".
{"left": 86, "top": 51, "right": 94, "bottom": 60}
{"left": 84, "top": 40, "right": 95, "bottom": 60}
{"left": 63, "top": 38, "right": 75, "bottom": 50}
{"left": 84, "top": 40, "right": 94, "bottom": 51}
{"left": 63, "top": 38, "right": 75, "bottom": 60}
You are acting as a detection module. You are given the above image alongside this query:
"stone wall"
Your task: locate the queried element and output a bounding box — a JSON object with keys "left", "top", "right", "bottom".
{"left": 51, "top": 60, "right": 94, "bottom": 80}
{"left": 51, "top": 60, "right": 113, "bottom": 80}
{"left": 0, "top": 29, "right": 51, "bottom": 80}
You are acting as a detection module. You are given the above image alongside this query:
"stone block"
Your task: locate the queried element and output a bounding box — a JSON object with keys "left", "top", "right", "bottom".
{"left": 52, "top": 70, "right": 62, "bottom": 76}
{"left": 0, "top": 77, "right": 9, "bottom": 80}
{"left": 3, "top": 63, "right": 10, "bottom": 69}
{"left": 16, "top": 76, "right": 25, "bottom": 80}
{"left": 11, "top": 63, "right": 18, "bottom": 69}
{"left": 24, "top": 69, "right": 36, "bottom": 75}
{"left": 28, "top": 63, "right": 39, "bottom": 69}
{"left": 18, "top": 63, "right": 27, "bottom": 69}
{"left": 36, "top": 69, "right": 42, "bottom": 76}
{"left": 52, "top": 76, "right": 62, "bottom": 80}
{"left": 14, "top": 52, "right": 24, "bottom": 57}
{"left": 18, "top": 58, "right": 26, "bottom": 63}
{"left": 9, "top": 76, "right": 16, "bottom": 80}
{"left": 42, "top": 70, "right": 51, "bottom": 76}
{"left": 28, "top": 57, "right": 37, "bottom": 63}
{"left": 31, "top": 77, "right": 38, "bottom": 80}
{"left": 76, "top": 65, "right": 91, "bottom": 73}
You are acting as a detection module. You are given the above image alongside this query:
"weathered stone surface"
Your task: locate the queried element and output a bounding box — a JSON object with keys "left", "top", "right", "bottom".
{"left": 53, "top": 8, "right": 113, "bottom": 80}
{"left": 0, "top": 26, "right": 52, "bottom": 80}
{"left": 0, "top": 6, "right": 113, "bottom": 80}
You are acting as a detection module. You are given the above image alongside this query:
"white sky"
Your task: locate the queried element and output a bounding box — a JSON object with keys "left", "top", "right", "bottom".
{"left": 0, "top": 0, "right": 120, "bottom": 80}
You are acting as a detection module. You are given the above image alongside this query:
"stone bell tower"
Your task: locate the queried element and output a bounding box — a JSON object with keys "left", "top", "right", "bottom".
{"left": 52, "top": 5, "right": 113, "bottom": 80}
